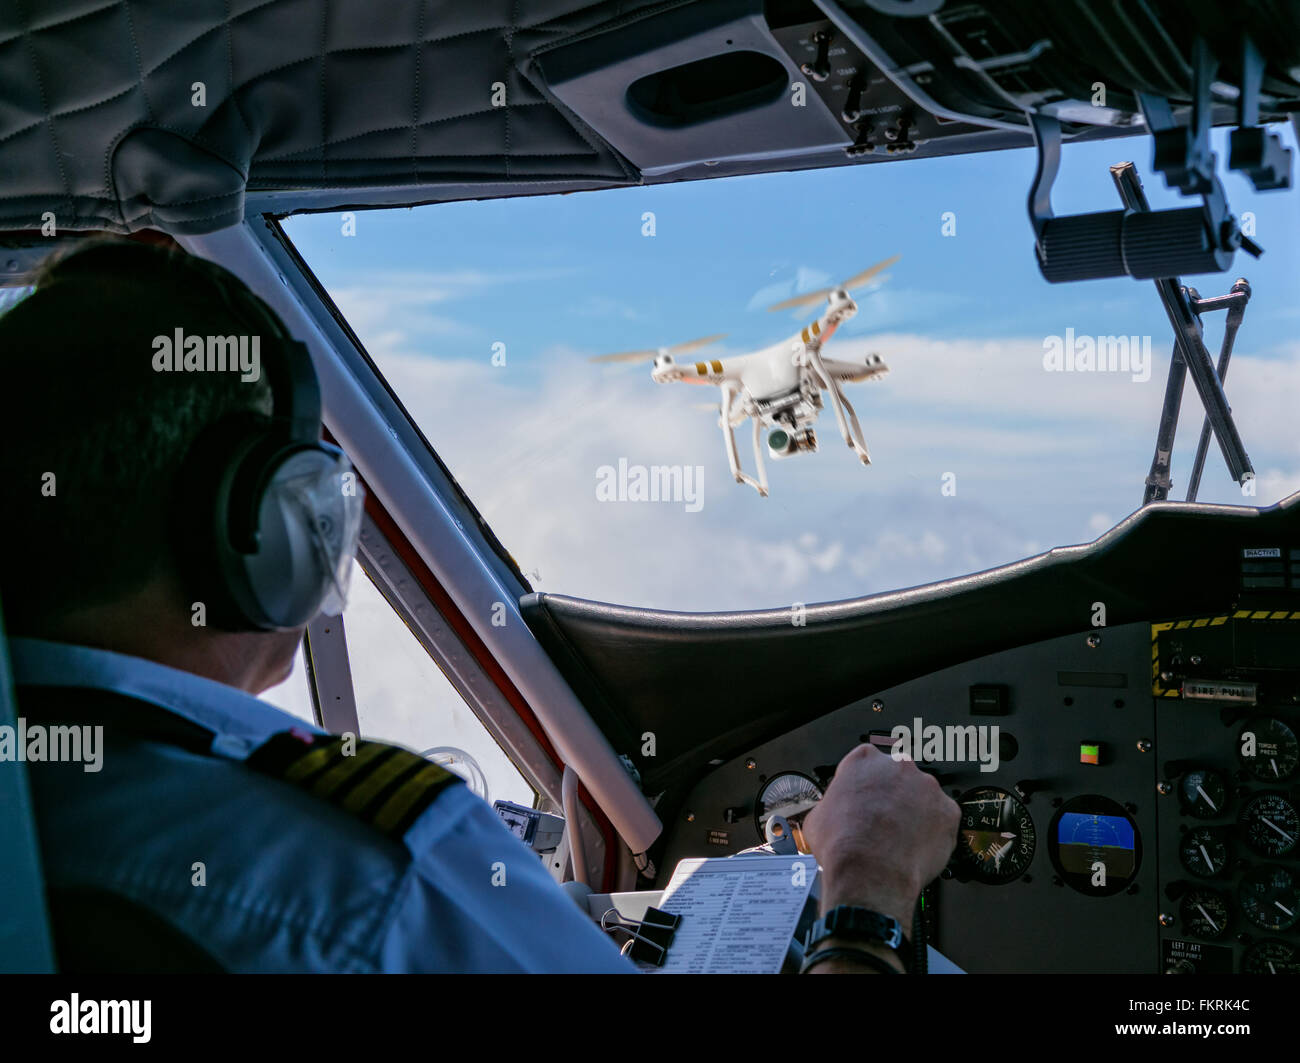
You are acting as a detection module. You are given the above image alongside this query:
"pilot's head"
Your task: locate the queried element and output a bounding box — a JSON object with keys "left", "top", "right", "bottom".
{"left": 0, "top": 238, "right": 357, "bottom": 693}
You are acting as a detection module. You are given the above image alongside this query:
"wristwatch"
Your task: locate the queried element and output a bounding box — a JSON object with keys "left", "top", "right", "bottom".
{"left": 804, "top": 906, "right": 912, "bottom": 972}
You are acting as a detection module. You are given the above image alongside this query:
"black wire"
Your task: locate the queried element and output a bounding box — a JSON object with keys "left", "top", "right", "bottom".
{"left": 912, "top": 892, "right": 928, "bottom": 975}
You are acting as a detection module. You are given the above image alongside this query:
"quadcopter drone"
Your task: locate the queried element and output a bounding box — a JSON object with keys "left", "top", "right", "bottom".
{"left": 591, "top": 256, "right": 898, "bottom": 496}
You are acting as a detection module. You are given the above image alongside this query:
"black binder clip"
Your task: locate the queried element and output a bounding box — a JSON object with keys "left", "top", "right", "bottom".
{"left": 600, "top": 906, "right": 681, "bottom": 967}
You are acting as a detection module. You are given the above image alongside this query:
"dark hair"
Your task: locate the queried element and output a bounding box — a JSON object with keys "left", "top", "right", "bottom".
{"left": 0, "top": 239, "right": 281, "bottom": 628}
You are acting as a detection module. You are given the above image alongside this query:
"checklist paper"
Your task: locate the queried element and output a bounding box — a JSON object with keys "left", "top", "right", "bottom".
{"left": 644, "top": 854, "right": 817, "bottom": 973}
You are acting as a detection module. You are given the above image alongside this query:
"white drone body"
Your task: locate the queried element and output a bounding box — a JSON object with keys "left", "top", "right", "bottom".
{"left": 593, "top": 257, "right": 896, "bottom": 496}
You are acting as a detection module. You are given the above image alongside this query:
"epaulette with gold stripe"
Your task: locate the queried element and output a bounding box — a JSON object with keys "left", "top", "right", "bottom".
{"left": 246, "top": 729, "right": 460, "bottom": 841}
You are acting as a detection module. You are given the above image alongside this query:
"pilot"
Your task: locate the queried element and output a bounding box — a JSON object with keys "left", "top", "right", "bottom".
{"left": 0, "top": 239, "right": 958, "bottom": 973}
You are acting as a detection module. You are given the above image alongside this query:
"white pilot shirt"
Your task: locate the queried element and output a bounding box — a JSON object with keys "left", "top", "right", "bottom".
{"left": 10, "top": 638, "right": 636, "bottom": 974}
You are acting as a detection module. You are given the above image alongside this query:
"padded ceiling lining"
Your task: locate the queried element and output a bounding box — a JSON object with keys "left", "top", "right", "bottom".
{"left": 0, "top": 0, "right": 653, "bottom": 234}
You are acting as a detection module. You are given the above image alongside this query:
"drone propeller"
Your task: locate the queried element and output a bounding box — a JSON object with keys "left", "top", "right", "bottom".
{"left": 589, "top": 332, "right": 727, "bottom": 363}
{"left": 765, "top": 254, "right": 901, "bottom": 313}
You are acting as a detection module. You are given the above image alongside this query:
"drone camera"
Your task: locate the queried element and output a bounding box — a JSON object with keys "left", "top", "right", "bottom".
{"left": 768, "top": 427, "right": 818, "bottom": 459}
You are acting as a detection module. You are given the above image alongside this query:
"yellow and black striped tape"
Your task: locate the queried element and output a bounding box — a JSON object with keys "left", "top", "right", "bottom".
{"left": 246, "top": 731, "right": 459, "bottom": 840}
{"left": 1151, "top": 610, "right": 1300, "bottom": 697}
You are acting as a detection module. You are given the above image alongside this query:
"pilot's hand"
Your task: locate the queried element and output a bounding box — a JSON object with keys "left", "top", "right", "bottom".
{"left": 802, "top": 743, "right": 960, "bottom": 929}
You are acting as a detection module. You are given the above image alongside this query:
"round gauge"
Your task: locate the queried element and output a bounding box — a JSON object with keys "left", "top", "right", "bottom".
{"left": 1047, "top": 795, "right": 1141, "bottom": 896}
{"left": 1241, "top": 938, "right": 1300, "bottom": 975}
{"left": 1239, "top": 717, "right": 1300, "bottom": 782}
{"left": 955, "top": 786, "right": 1036, "bottom": 884}
{"left": 1179, "top": 826, "right": 1231, "bottom": 879}
{"left": 1238, "top": 865, "right": 1300, "bottom": 933}
{"left": 1239, "top": 792, "right": 1300, "bottom": 857}
{"left": 754, "top": 771, "right": 823, "bottom": 848}
{"left": 1179, "top": 888, "right": 1231, "bottom": 940}
{"left": 1179, "top": 768, "right": 1229, "bottom": 819}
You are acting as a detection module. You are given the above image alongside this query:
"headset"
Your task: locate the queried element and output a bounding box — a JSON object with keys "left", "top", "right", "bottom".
{"left": 9, "top": 241, "right": 363, "bottom": 632}
{"left": 169, "top": 263, "right": 364, "bottom": 632}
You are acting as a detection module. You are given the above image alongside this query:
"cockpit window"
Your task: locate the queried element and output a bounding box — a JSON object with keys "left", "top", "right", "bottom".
{"left": 284, "top": 126, "right": 1300, "bottom": 610}
{"left": 344, "top": 569, "right": 535, "bottom": 807}
{"left": 262, "top": 645, "right": 316, "bottom": 725}
{"left": 0, "top": 286, "right": 33, "bottom": 314}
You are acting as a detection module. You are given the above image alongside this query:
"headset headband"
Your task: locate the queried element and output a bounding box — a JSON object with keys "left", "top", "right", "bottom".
{"left": 193, "top": 264, "right": 323, "bottom": 447}
{"left": 33, "top": 245, "right": 322, "bottom": 447}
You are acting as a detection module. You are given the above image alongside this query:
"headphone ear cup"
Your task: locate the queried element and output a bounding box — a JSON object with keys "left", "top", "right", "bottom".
{"left": 238, "top": 446, "right": 344, "bottom": 629}
{"left": 175, "top": 427, "right": 343, "bottom": 632}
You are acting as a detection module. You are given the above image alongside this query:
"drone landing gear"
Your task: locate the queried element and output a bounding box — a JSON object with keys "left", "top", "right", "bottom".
{"left": 720, "top": 383, "right": 768, "bottom": 497}
{"left": 808, "top": 344, "right": 872, "bottom": 465}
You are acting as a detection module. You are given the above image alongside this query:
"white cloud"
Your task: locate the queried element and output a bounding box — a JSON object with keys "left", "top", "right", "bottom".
{"left": 328, "top": 266, "right": 584, "bottom": 352}
{"left": 1087, "top": 512, "right": 1114, "bottom": 534}
{"left": 352, "top": 317, "right": 1300, "bottom": 610}
{"left": 1251, "top": 467, "right": 1300, "bottom": 505}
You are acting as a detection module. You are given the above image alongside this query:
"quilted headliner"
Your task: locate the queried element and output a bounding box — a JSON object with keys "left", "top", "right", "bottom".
{"left": 0, "top": 0, "right": 652, "bottom": 234}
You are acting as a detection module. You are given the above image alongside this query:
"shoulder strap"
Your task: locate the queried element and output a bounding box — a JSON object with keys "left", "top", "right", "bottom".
{"left": 17, "top": 685, "right": 215, "bottom": 754}
{"left": 245, "top": 730, "right": 460, "bottom": 841}
{"left": 18, "top": 685, "right": 460, "bottom": 842}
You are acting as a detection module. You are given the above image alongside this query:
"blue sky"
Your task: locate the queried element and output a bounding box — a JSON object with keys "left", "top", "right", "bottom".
{"left": 284, "top": 123, "right": 1300, "bottom": 611}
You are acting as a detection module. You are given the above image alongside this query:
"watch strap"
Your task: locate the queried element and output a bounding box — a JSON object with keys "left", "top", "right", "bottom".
{"left": 805, "top": 906, "right": 912, "bottom": 972}
{"left": 800, "top": 945, "right": 902, "bottom": 974}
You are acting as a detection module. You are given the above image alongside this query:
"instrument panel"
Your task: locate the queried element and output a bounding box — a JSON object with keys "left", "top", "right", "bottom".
{"left": 658, "top": 611, "right": 1300, "bottom": 973}
{"left": 1154, "top": 614, "right": 1300, "bottom": 974}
